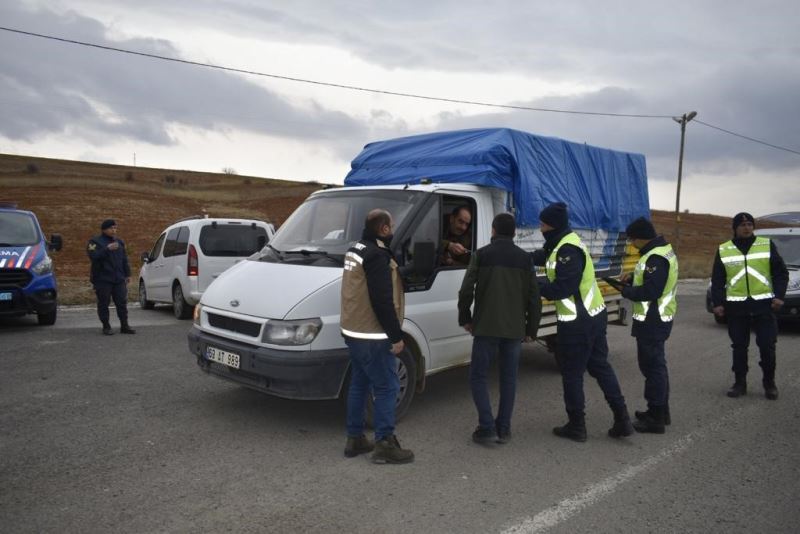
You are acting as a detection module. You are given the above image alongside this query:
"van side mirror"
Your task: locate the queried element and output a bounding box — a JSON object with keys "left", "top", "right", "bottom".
{"left": 140, "top": 251, "right": 151, "bottom": 263}
{"left": 411, "top": 241, "right": 436, "bottom": 279}
{"left": 49, "top": 234, "right": 63, "bottom": 251}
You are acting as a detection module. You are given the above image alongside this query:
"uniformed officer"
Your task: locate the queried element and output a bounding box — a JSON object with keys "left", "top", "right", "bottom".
{"left": 532, "top": 202, "right": 633, "bottom": 442}
{"left": 711, "top": 212, "right": 788, "bottom": 399}
{"left": 617, "top": 217, "right": 678, "bottom": 434}
{"left": 87, "top": 219, "right": 136, "bottom": 335}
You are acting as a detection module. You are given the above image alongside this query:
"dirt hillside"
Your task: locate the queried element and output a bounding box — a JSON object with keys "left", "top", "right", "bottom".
{"left": 0, "top": 153, "right": 786, "bottom": 304}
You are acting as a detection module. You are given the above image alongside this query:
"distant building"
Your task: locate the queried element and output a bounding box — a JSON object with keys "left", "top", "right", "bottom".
{"left": 759, "top": 212, "right": 800, "bottom": 225}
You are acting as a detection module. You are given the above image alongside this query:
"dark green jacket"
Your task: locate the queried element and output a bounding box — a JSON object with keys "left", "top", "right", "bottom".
{"left": 458, "top": 236, "right": 541, "bottom": 339}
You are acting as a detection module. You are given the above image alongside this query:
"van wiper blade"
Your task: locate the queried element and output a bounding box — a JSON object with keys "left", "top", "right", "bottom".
{"left": 264, "top": 244, "right": 284, "bottom": 260}
{"left": 284, "top": 249, "right": 343, "bottom": 265}
{"left": 0, "top": 243, "right": 16, "bottom": 246}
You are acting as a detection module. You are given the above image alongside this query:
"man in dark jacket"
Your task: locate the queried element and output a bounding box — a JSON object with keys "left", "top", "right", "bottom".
{"left": 711, "top": 212, "right": 788, "bottom": 399}
{"left": 616, "top": 217, "right": 678, "bottom": 434}
{"left": 340, "top": 209, "right": 413, "bottom": 464}
{"left": 458, "top": 213, "right": 541, "bottom": 444}
{"left": 532, "top": 202, "right": 633, "bottom": 442}
{"left": 87, "top": 219, "right": 135, "bottom": 335}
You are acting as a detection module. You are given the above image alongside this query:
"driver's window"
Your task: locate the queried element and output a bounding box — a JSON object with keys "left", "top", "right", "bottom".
{"left": 440, "top": 197, "right": 475, "bottom": 269}
{"left": 150, "top": 233, "right": 166, "bottom": 260}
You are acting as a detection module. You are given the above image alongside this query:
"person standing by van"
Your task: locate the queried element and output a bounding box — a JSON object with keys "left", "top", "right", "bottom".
{"left": 458, "top": 213, "right": 541, "bottom": 444}
{"left": 711, "top": 212, "right": 788, "bottom": 400}
{"left": 87, "top": 219, "right": 136, "bottom": 335}
{"left": 340, "top": 209, "right": 414, "bottom": 464}
{"left": 617, "top": 217, "right": 678, "bottom": 434}
{"left": 532, "top": 202, "right": 633, "bottom": 442}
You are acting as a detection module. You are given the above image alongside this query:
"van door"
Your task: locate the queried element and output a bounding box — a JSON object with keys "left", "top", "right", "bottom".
{"left": 399, "top": 194, "right": 478, "bottom": 373}
{"left": 196, "top": 222, "right": 269, "bottom": 293}
{"left": 142, "top": 232, "right": 166, "bottom": 300}
{"left": 153, "top": 227, "right": 180, "bottom": 301}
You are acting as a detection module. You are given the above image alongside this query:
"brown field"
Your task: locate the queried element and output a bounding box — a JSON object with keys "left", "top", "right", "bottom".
{"left": 0, "top": 153, "right": 784, "bottom": 305}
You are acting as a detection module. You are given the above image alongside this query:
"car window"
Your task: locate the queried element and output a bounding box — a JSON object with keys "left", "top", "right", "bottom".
{"left": 174, "top": 226, "right": 189, "bottom": 256}
{"left": 767, "top": 234, "right": 800, "bottom": 266}
{"left": 162, "top": 227, "right": 180, "bottom": 257}
{"left": 149, "top": 233, "right": 166, "bottom": 260}
{"left": 199, "top": 224, "right": 269, "bottom": 257}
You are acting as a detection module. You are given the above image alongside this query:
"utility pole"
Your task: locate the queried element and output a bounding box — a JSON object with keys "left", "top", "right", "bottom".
{"left": 673, "top": 111, "right": 697, "bottom": 247}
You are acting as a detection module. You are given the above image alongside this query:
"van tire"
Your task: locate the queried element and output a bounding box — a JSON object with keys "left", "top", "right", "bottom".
{"left": 172, "top": 283, "right": 192, "bottom": 320}
{"left": 363, "top": 346, "right": 417, "bottom": 426}
{"left": 37, "top": 308, "right": 57, "bottom": 326}
{"left": 139, "top": 281, "right": 155, "bottom": 310}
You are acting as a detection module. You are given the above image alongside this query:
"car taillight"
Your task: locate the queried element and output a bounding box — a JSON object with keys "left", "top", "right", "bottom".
{"left": 188, "top": 244, "right": 198, "bottom": 276}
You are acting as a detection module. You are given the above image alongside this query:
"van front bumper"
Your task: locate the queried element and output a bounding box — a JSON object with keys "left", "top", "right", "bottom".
{"left": 188, "top": 327, "right": 350, "bottom": 400}
{"left": 0, "top": 288, "right": 57, "bottom": 316}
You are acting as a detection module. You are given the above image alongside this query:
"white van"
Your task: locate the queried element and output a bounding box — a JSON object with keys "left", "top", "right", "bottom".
{"left": 187, "top": 128, "right": 648, "bottom": 417}
{"left": 139, "top": 216, "right": 275, "bottom": 319}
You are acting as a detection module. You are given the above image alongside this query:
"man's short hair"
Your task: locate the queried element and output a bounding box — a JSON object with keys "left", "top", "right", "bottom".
{"left": 492, "top": 212, "right": 516, "bottom": 237}
{"left": 365, "top": 209, "right": 392, "bottom": 235}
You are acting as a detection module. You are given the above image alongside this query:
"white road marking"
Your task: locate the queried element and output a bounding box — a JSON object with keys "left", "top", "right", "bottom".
{"left": 501, "top": 403, "right": 758, "bottom": 534}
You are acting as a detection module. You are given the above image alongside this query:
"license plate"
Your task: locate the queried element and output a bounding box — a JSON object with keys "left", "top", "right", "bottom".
{"left": 0, "top": 292, "right": 12, "bottom": 301}
{"left": 206, "top": 346, "right": 241, "bottom": 369}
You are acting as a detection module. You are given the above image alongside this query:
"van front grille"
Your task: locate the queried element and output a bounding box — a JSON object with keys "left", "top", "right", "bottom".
{"left": 207, "top": 313, "right": 262, "bottom": 337}
{"left": 0, "top": 269, "right": 33, "bottom": 288}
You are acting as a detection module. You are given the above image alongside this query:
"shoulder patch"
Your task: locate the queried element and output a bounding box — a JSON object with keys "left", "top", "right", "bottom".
{"left": 646, "top": 265, "right": 657, "bottom": 273}
{"left": 558, "top": 255, "right": 571, "bottom": 264}
{"left": 87, "top": 242, "right": 97, "bottom": 251}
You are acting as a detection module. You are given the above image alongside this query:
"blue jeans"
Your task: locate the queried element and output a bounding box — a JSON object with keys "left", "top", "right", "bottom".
{"left": 469, "top": 336, "right": 522, "bottom": 434}
{"left": 636, "top": 338, "right": 669, "bottom": 408}
{"left": 345, "top": 337, "right": 399, "bottom": 441}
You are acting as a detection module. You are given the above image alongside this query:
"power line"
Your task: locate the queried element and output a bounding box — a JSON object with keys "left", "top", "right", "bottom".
{"left": 2, "top": 25, "right": 799, "bottom": 157}
{"left": 695, "top": 119, "right": 800, "bottom": 156}
{"left": 0, "top": 25, "right": 673, "bottom": 119}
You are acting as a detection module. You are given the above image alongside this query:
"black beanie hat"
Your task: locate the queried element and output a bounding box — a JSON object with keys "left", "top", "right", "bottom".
{"left": 732, "top": 212, "right": 755, "bottom": 230}
{"left": 625, "top": 217, "right": 657, "bottom": 240}
{"left": 539, "top": 202, "right": 569, "bottom": 230}
{"left": 101, "top": 219, "right": 116, "bottom": 230}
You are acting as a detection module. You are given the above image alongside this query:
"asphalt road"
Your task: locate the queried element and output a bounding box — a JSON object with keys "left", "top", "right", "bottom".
{"left": 2, "top": 286, "right": 799, "bottom": 533}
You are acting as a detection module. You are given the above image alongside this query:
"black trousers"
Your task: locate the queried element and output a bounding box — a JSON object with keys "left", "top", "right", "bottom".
{"left": 94, "top": 282, "right": 128, "bottom": 325}
{"left": 636, "top": 338, "right": 669, "bottom": 408}
{"left": 726, "top": 312, "right": 777, "bottom": 383}
{"left": 556, "top": 312, "right": 626, "bottom": 416}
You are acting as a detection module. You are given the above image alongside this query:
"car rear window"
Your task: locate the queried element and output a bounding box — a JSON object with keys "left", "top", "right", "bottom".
{"left": 199, "top": 224, "right": 269, "bottom": 257}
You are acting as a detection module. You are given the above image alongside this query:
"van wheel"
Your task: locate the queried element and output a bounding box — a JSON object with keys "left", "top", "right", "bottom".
{"left": 363, "top": 346, "right": 417, "bottom": 426}
{"left": 37, "top": 308, "right": 57, "bottom": 326}
{"left": 139, "top": 281, "right": 155, "bottom": 310}
{"left": 172, "top": 284, "right": 192, "bottom": 320}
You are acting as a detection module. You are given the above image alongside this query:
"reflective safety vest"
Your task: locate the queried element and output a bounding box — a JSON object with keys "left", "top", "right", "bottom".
{"left": 545, "top": 232, "right": 606, "bottom": 322}
{"left": 719, "top": 236, "right": 774, "bottom": 301}
{"left": 632, "top": 244, "right": 678, "bottom": 322}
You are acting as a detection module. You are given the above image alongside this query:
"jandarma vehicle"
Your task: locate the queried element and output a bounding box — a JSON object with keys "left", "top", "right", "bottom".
{"left": 0, "top": 202, "right": 63, "bottom": 325}
{"left": 706, "top": 226, "right": 800, "bottom": 323}
{"left": 138, "top": 216, "right": 275, "bottom": 319}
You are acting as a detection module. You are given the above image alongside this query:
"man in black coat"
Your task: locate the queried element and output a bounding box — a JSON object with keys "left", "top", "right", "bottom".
{"left": 87, "top": 219, "right": 136, "bottom": 335}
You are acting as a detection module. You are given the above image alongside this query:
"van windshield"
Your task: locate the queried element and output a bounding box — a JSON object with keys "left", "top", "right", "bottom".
{"left": 0, "top": 212, "right": 40, "bottom": 246}
{"left": 766, "top": 234, "right": 800, "bottom": 266}
{"left": 199, "top": 224, "right": 269, "bottom": 257}
{"left": 263, "top": 189, "right": 424, "bottom": 263}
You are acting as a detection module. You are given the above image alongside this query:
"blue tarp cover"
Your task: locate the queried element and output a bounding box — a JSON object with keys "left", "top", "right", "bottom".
{"left": 344, "top": 128, "right": 650, "bottom": 230}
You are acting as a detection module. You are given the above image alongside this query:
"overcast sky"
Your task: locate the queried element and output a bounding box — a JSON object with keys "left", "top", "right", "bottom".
{"left": 2, "top": 1, "right": 799, "bottom": 217}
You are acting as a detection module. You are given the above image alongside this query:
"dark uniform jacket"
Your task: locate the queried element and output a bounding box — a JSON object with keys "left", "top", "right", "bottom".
{"left": 340, "top": 229, "right": 405, "bottom": 343}
{"left": 711, "top": 235, "right": 788, "bottom": 316}
{"left": 87, "top": 234, "right": 131, "bottom": 285}
{"left": 442, "top": 231, "right": 472, "bottom": 266}
{"left": 458, "top": 235, "right": 541, "bottom": 339}
{"left": 621, "top": 235, "right": 673, "bottom": 341}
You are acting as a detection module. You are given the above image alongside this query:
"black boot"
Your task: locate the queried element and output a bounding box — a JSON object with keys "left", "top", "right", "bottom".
{"left": 764, "top": 381, "right": 779, "bottom": 400}
{"left": 608, "top": 405, "right": 634, "bottom": 438}
{"left": 120, "top": 322, "right": 136, "bottom": 334}
{"left": 102, "top": 323, "right": 114, "bottom": 336}
{"left": 633, "top": 405, "right": 666, "bottom": 434}
{"left": 727, "top": 378, "right": 747, "bottom": 398}
{"left": 635, "top": 404, "right": 671, "bottom": 426}
{"left": 553, "top": 412, "right": 587, "bottom": 442}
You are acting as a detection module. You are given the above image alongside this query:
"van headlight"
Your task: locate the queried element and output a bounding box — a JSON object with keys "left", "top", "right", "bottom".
{"left": 193, "top": 303, "right": 203, "bottom": 325}
{"left": 262, "top": 318, "right": 322, "bottom": 345}
{"left": 31, "top": 256, "right": 53, "bottom": 275}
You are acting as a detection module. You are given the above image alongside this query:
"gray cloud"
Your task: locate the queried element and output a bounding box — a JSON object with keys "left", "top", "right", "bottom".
{"left": 0, "top": 3, "right": 365, "bottom": 148}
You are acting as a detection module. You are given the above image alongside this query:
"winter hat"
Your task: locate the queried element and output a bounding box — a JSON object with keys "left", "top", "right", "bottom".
{"left": 539, "top": 202, "right": 569, "bottom": 230}
{"left": 625, "top": 217, "right": 657, "bottom": 240}
{"left": 731, "top": 212, "right": 755, "bottom": 230}
{"left": 100, "top": 219, "right": 117, "bottom": 230}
